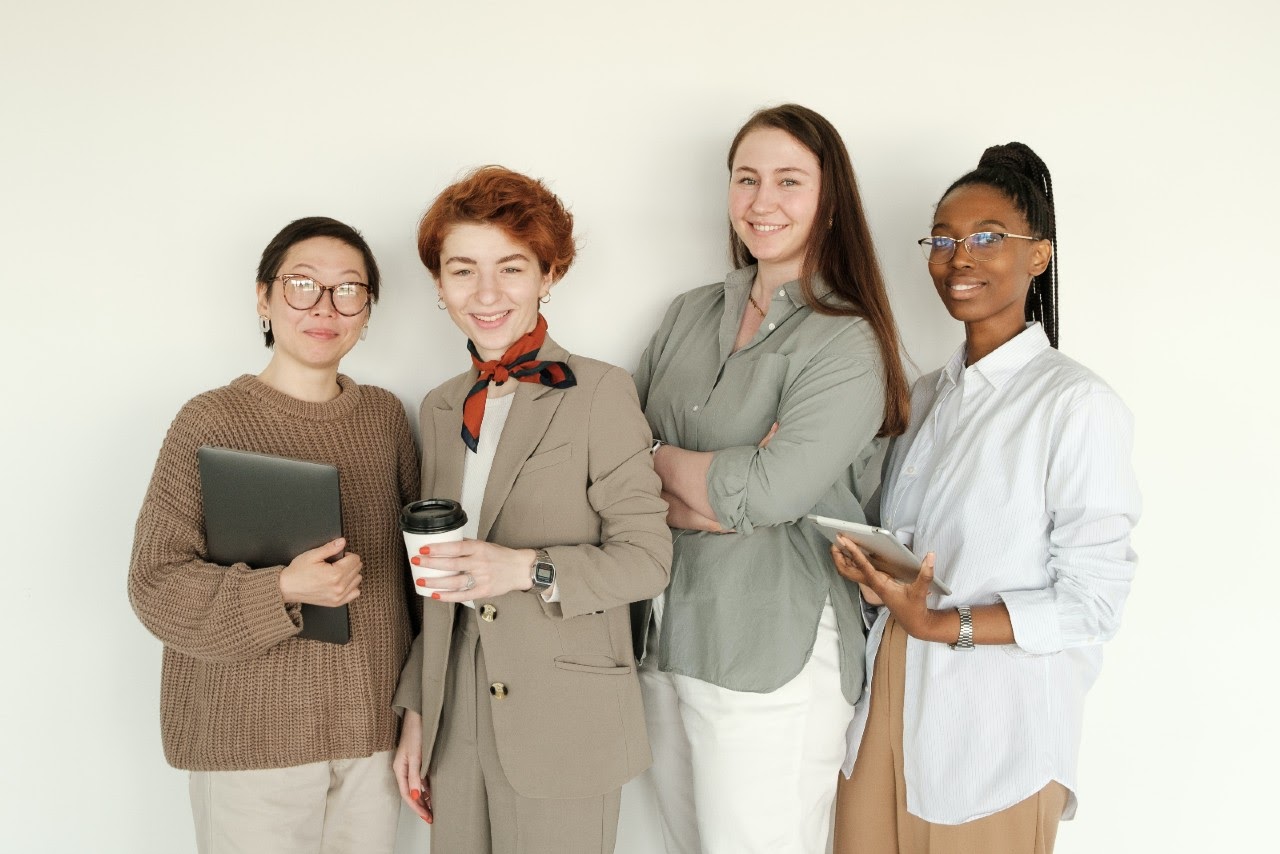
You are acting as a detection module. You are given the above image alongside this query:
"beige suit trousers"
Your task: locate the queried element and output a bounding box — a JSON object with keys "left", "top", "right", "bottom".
{"left": 188, "top": 750, "right": 400, "bottom": 854}
{"left": 834, "top": 617, "right": 1068, "bottom": 854}
{"left": 429, "top": 605, "right": 622, "bottom": 854}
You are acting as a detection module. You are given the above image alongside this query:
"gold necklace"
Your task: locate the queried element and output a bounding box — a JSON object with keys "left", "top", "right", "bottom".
{"left": 747, "top": 293, "right": 767, "bottom": 319}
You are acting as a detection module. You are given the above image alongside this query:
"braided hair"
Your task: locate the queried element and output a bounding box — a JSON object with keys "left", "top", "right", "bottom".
{"left": 941, "top": 142, "right": 1059, "bottom": 348}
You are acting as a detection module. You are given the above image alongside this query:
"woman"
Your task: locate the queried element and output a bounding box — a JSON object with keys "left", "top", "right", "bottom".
{"left": 129, "top": 217, "right": 420, "bottom": 854}
{"left": 633, "top": 104, "right": 910, "bottom": 854}
{"left": 391, "top": 166, "right": 672, "bottom": 854}
{"left": 831, "top": 143, "right": 1141, "bottom": 854}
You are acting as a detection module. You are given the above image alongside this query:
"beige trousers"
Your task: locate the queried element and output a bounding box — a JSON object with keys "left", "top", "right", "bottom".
{"left": 428, "top": 606, "right": 621, "bottom": 854}
{"left": 188, "top": 750, "right": 400, "bottom": 854}
{"left": 834, "top": 617, "right": 1068, "bottom": 854}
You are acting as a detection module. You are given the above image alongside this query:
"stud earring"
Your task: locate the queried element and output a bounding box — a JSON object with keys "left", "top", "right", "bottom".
{"left": 539, "top": 293, "right": 551, "bottom": 305}
{"left": 360, "top": 325, "right": 368, "bottom": 341}
{"left": 259, "top": 316, "right": 271, "bottom": 333}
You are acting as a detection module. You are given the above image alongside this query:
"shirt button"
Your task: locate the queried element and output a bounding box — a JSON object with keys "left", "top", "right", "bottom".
{"left": 778, "top": 289, "right": 785, "bottom": 297}
{"left": 480, "top": 603, "right": 497, "bottom": 622}
{"left": 489, "top": 682, "right": 508, "bottom": 699}
{"left": 906, "top": 466, "right": 917, "bottom": 475}
{"left": 767, "top": 323, "right": 775, "bottom": 331}
{"left": 692, "top": 405, "right": 700, "bottom": 412}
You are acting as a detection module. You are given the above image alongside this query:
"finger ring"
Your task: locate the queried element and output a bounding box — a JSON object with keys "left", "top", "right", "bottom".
{"left": 463, "top": 573, "right": 476, "bottom": 592}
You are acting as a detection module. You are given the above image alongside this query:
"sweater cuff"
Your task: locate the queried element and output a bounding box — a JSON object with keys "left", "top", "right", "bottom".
{"left": 240, "top": 567, "right": 303, "bottom": 650}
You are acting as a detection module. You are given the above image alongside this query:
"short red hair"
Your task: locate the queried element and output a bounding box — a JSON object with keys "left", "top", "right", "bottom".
{"left": 417, "top": 166, "right": 576, "bottom": 281}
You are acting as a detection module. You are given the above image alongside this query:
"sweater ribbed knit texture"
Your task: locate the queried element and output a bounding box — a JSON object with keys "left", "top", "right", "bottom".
{"left": 129, "top": 374, "right": 420, "bottom": 771}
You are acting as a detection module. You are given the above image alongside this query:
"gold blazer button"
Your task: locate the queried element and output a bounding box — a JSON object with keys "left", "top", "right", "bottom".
{"left": 480, "top": 603, "right": 498, "bottom": 622}
{"left": 489, "top": 682, "right": 507, "bottom": 699}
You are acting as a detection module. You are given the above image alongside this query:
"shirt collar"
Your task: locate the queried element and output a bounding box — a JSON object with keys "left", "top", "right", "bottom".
{"left": 724, "top": 265, "right": 835, "bottom": 309}
{"left": 938, "top": 323, "right": 1051, "bottom": 391}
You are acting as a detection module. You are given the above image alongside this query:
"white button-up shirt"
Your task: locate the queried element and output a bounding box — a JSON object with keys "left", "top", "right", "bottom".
{"left": 844, "top": 323, "right": 1141, "bottom": 824}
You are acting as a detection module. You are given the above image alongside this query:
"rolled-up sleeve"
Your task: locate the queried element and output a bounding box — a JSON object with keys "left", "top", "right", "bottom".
{"left": 1001, "top": 391, "right": 1141, "bottom": 653}
{"left": 707, "top": 354, "right": 884, "bottom": 535}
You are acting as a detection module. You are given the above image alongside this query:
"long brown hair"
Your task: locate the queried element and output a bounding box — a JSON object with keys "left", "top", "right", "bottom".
{"left": 727, "top": 104, "right": 909, "bottom": 436}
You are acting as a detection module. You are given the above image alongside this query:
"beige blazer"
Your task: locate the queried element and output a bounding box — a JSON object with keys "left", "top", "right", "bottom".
{"left": 393, "top": 338, "right": 672, "bottom": 800}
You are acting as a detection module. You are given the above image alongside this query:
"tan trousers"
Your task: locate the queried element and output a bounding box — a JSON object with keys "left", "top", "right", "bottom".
{"left": 834, "top": 618, "right": 1068, "bottom": 854}
{"left": 429, "top": 606, "right": 622, "bottom": 854}
{"left": 188, "top": 750, "right": 400, "bottom": 854}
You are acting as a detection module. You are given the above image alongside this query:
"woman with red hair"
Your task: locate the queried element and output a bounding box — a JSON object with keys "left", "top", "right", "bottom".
{"left": 391, "top": 166, "right": 672, "bottom": 854}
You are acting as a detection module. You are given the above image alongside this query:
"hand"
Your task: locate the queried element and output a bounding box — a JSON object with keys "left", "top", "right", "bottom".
{"left": 758, "top": 421, "right": 780, "bottom": 449}
{"left": 393, "top": 710, "right": 431, "bottom": 823}
{"left": 831, "top": 534, "right": 947, "bottom": 641}
{"left": 662, "top": 490, "right": 728, "bottom": 533}
{"left": 278, "top": 538, "right": 362, "bottom": 607}
{"left": 411, "top": 539, "right": 536, "bottom": 603}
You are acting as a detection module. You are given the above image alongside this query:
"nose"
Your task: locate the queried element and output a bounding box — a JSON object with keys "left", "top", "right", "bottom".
{"left": 473, "top": 269, "right": 501, "bottom": 304}
{"left": 948, "top": 241, "right": 975, "bottom": 271}
{"left": 310, "top": 287, "right": 338, "bottom": 315}
{"left": 750, "top": 183, "right": 777, "bottom": 213}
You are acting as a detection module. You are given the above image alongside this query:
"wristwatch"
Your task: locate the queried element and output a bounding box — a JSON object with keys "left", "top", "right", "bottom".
{"left": 651, "top": 438, "right": 666, "bottom": 455}
{"left": 949, "top": 606, "right": 974, "bottom": 651}
{"left": 530, "top": 549, "right": 556, "bottom": 592}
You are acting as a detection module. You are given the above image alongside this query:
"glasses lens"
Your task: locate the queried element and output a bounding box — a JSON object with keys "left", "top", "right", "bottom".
{"left": 966, "top": 232, "right": 1005, "bottom": 261}
{"left": 331, "top": 283, "right": 369, "bottom": 316}
{"left": 920, "top": 237, "right": 955, "bottom": 264}
{"left": 281, "top": 276, "right": 321, "bottom": 310}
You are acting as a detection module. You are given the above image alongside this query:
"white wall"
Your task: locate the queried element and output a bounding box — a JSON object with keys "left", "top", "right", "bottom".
{"left": 2, "top": 1, "right": 1274, "bottom": 850}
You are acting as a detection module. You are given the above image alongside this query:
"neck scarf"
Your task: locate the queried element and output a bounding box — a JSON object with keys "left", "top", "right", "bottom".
{"left": 461, "top": 314, "right": 576, "bottom": 452}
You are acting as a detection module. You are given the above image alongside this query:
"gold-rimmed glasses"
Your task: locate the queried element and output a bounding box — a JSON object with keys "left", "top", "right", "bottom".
{"left": 274, "top": 274, "right": 370, "bottom": 316}
{"left": 917, "top": 232, "right": 1039, "bottom": 264}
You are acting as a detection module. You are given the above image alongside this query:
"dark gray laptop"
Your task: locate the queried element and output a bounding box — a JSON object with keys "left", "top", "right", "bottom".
{"left": 197, "top": 445, "right": 349, "bottom": 644}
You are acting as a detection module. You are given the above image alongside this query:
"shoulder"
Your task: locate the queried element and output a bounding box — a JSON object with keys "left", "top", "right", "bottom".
{"left": 170, "top": 378, "right": 254, "bottom": 436}
{"left": 1026, "top": 348, "right": 1129, "bottom": 414}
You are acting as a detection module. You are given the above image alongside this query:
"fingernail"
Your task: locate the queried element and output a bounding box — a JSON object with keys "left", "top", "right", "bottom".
{"left": 431, "top": 593, "right": 441, "bottom": 600}
{"left": 418, "top": 545, "right": 431, "bottom": 555}
{"left": 411, "top": 556, "right": 422, "bottom": 566}
{"left": 415, "top": 578, "right": 427, "bottom": 587}
{"left": 410, "top": 789, "right": 420, "bottom": 799}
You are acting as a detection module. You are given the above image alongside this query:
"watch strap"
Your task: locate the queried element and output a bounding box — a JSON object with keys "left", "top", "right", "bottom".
{"left": 949, "top": 606, "right": 974, "bottom": 651}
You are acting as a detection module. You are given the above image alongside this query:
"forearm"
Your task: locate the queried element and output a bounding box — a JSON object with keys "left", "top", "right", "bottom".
{"left": 662, "top": 490, "right": 726, "bottom": 532}
{"left": 652, "top": 444, "right": 718, "bottom": 521}
{"left": 911, "top": 602, "right": 1015, "bottom": 646}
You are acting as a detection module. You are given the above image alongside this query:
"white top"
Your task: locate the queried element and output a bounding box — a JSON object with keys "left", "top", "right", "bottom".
{"left": 459, "top": 391, "right": 558, "bottom": 604}
{"left": 843, "top": 323, "right": 1141, "bottom": 825}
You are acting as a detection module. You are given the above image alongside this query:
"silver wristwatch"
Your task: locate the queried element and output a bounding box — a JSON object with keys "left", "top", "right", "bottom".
{"left": 530, "top": 549, "right": 555, "bottom": 591}
{"left": 949, "top": 606, "right": 974, "bottom": 651}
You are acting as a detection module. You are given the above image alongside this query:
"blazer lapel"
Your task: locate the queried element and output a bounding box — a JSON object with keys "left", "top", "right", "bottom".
{"left": 428, "top": 373, "right": 472, "bottom": 502}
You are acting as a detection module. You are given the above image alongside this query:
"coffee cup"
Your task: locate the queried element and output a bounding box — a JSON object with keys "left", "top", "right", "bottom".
{"left": 401, "top": 498, "right": 468, "bottom": 595}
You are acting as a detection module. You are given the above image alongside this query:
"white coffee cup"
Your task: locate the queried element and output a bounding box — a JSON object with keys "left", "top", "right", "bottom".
{"left": 401, "top": 499, "right": 468, "bottom": 595}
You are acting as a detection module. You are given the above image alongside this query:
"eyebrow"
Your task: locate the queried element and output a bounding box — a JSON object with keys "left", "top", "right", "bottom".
{"left": 290, "top": 263, "right": 365, "bottom": 280}
{"left": 444, "top": 253, "right": 532, "bottom": 266}
{"left": 932, "top": 219, "right": 1010, "bottom": 232}
{"left": 733, "top": 165, "right": 812, "bottom": 176}
{"left": 497, "top": 253, "right": 532, "bottom": 264}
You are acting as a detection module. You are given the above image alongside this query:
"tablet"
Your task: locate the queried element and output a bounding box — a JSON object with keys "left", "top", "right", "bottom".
{"left": 198, "top": 445, "right": 350, "bottom": 644}
{"left": 807, "top": 514, "right": 952, "bottom": 597}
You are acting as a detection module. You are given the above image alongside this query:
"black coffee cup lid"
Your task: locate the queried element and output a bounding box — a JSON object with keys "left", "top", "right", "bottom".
{"left": 401, "top": 498, "right": 468, "bottom": 534}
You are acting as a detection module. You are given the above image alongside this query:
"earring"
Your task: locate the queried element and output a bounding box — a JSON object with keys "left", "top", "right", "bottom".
{"left": 539, "top": 293, "right": 551, "bottom": 305}
{"left": 259, "top": 316, "right": 271, "bottom": 333}
{"left": 828, "top": 216, "right": 834, "bottom": 228}
{"left": 437, "top": 296, "right": 447, "bottom": 310}
{"left": 360, "top": 325, "right": 368, "bottom": 341}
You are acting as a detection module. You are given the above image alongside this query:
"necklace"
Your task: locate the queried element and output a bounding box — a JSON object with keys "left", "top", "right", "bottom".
{"left": 747, "top": 293, "right": 767, "bottom": 319}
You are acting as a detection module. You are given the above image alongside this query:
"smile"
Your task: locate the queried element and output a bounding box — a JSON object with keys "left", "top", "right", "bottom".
{"left": 470, "top": 310, "right": 512, "bottom": 326}
{"left": 751, "top": 223, "right": 786, "bottom": 233}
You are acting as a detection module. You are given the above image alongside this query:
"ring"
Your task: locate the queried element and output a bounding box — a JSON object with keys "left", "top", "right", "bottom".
{"left": 463, "top": 573, "right": 476, "bottom": 592}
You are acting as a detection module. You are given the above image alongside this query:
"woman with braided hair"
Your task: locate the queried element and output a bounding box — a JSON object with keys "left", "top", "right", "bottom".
{"left": 830, "top": 143, "right": 1141, "bottom": 853}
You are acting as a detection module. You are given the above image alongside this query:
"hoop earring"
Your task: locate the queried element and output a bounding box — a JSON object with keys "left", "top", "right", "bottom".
{"left": 437, "top": 297, "right": 447, "bottom": 311}
{"left": 539, "top": 293, "right": 551, "bottom": 305}
{"left": 360, "top": 325, "right": 368, "bottom": 341}
{"left": 259, "top": 316, "right": 271, "bottom": 333}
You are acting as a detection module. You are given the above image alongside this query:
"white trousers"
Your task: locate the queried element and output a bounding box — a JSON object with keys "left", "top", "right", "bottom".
{"left": 639, "top": 595, "right": 856, "bottom": 854}
{"left": 188, "top": 750, "right": 400, "bottom": 854}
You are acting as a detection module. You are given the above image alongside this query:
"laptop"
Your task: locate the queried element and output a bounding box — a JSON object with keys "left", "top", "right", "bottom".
{"left": 197, "top": 445, "right": 349, "bottom": 644}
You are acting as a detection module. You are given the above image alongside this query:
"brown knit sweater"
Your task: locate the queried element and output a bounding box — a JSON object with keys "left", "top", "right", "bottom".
{"left": 129, "top": 374, "right": 420, "bottom": 771}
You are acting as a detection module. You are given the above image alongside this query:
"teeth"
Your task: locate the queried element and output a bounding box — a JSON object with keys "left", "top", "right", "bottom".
{"left": 950, "top": 283, "right": 980, "bottom": 291}
{"left": 753, "top": 224, "right": 784, "bottom": 232}
{"left": 474, "top": 311, "right": 510, "bottom": 322}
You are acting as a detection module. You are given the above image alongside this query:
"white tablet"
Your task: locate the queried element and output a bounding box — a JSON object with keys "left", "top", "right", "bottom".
{"left": 808, "top": 514, "right": 952, "bottom": 597}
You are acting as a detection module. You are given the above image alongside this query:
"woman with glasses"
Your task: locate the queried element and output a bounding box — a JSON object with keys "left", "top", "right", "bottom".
{"left": 633, "top": 104, "right": 910, "bottom": 854}
{"left": 831, "top": 143, "right": 1141, "bottom": 854}
{"left": 390, "top": 166, "right": 671, "bottom": 854}
{"left": 129, "top": 217, "right": 419, "bottom": 854}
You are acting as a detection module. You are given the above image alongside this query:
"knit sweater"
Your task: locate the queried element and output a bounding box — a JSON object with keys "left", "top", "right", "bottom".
{"left": 129, "top": 374, "right": 420, "bottom": 771}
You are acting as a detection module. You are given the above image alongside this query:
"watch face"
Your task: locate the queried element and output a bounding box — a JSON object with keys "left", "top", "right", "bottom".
{"left": 534, "top": 563, "right": 555, "bottom": 586}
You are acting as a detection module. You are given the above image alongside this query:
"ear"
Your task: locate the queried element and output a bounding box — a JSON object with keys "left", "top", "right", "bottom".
{"left": 540, "top": 267, "right": 558, "bottom": 298}
{"left": 1028, "top": 239, "right": 1053, "bottom": 276}
{"left": 256, "top": 281, "right": 270, "bottom": 316}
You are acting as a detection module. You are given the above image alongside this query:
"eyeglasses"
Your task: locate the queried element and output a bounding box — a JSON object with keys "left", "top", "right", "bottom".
{"left": 917, "top": 232, "right": 1039, "bottom": 264}
{"left": 275, "top": 274, "right": 370, "bottom": 316}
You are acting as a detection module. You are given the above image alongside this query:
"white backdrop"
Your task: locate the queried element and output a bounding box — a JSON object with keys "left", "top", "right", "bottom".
{"left": 2, "top": 1, "right": 1275, "bottom": 851}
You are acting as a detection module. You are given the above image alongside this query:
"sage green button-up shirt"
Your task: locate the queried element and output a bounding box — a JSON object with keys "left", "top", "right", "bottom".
{"left": 634, "top": 266, "right": 888, "bottom": 702}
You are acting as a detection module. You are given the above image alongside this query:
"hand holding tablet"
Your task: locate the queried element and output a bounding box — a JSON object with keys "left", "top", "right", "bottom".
{"left": 808, "top": 514, "right": 952, "bottom": 597}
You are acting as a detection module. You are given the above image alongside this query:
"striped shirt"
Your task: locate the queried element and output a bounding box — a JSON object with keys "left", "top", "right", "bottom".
{"left": 844, "top": 323, "right": 1141, "bottom": 824}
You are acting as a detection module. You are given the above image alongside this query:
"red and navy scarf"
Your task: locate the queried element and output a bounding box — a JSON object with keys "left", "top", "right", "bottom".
{"left": 461, "top": 314, "right": 576, "bottom": 453}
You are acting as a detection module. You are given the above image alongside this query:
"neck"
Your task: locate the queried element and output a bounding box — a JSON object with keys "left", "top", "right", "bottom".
{"left": 963, "top": 319, "right": 1024, "bottom": 366}
{"left": 258, "top": 357, "right": 342, "bottom": 403}
{"left": 753, "top": 260, "right": 799, "bottom": 295}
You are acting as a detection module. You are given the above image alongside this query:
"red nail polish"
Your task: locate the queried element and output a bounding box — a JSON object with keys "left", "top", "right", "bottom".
{"left": 411, "top": 556, "right": 422, "bottom": 566}
{"left": 431, "top": 593, "right": 441, "bottom": 600}
{"left": 418, "top": 545, "right": 431, "bottom": 555}
{"left": 415, "top": 578, "right": 427, "bottom": 587}
{"left": 410, "top": 789, "right": 420, "bottom": 799}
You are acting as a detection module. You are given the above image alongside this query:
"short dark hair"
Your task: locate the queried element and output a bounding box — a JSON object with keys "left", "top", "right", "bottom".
{"left": 939, "top": 142, "right": 1059, "bottom": 348}
{"left": 255, "top": 216, "right": 381, "bottom": 348}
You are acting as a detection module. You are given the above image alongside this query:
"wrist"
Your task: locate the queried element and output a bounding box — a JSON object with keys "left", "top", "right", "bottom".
{"left": 516, "top": 549, "right": 536, "bottom": 591}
